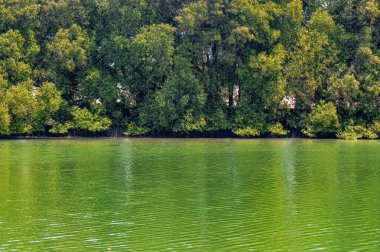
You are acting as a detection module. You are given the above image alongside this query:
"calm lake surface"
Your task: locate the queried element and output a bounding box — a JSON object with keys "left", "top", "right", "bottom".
{"left": 1, "top": 139, "right": 380, "bottom": 251}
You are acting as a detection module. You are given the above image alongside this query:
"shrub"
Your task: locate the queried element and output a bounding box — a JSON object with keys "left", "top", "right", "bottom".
{"left": 302, "top": 102, "right": 340, "bottom": 137}
{"left": 364, "top": 130, "right": 378, "bottom": 139}
{"left": 233, "top": 127, "right": 261, "bottom": 137}
{"left": 49, "top": 121, "right": 73, "bottom": 134}
{"left": 267, "top": 123, "right": 288, "bottom": 136}
{"left": 0, "top": 103, "right": 10, "bottom": 135}
{"left": 124, "top": 122, "right": 150, "bottom": 136}
{"left": 174, "top": 112, "right": 206, "bottom": 132}
{"left": 71, "top": 106, "right": 112, "bottom": 132}
{"left": 337, "top": 125, "right": 377, "bottom": 140}
{"left": 371, "top": 121, "right": 380, "bottom": 134}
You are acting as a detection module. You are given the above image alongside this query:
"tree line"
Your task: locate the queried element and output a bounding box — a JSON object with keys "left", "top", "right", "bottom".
{"left": 0, "top": 0, "right": 380, "bottom": 140}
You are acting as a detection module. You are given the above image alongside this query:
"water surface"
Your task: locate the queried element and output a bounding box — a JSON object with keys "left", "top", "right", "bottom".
{"left": 1, "top": 139, "right": 380, "bottom": 251}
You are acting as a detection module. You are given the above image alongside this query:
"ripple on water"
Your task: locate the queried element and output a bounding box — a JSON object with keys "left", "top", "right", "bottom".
{"left": 1, "top": 139, "right": 380, "bottom": 250}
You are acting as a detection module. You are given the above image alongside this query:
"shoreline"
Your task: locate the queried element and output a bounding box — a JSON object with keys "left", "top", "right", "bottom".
{"left": 0, "top": 135, "right": 377, "bottom": 141}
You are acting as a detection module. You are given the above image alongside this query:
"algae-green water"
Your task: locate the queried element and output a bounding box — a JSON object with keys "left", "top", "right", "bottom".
{"left": 1, "top": 139, "right": 380, "bottom": 251}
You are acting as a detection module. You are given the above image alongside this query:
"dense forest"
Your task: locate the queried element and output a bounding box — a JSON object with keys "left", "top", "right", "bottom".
{"left": 0, "top": 0, "right": 380, "bottom": 139}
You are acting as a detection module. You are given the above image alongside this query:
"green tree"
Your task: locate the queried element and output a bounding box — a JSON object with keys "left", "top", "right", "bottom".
{"left": 139, "top": 57, "right": 206, "bottom": 132}
{"left": 38, "top": 0, "right": 89, "bottom": 38}
{"left": 0, "top": 76, "right": 10, "bottom": 134}
{"left": 303, "top": 102, "right": 341, "bottom": 137}
{"left": 71, "top": 104, "right": 111, "bottom": 132}
{"left": 329, "top": 0, "right": 379, "bottom": 62}
{"left": 0, "top": 29, "right": 35, "bottom": 84}
{"left": 128, "top": 24, "right": 176, "bottom": 103}
{"left": 46, "top": 24, "right": 91, "bottom": 101}
{"left": 6, "top": 80, "right": 62, "bottom": 134}
{"left": 327, "top": 69, "right": 362, "bottom": 122}
{"left": 6, "top": 80, "right": 37, "bottom": 134}
{"left": 354, "top": 47, "right": 380, "bottom": 122}
{"left": 0, "top": 0, "right": 39, "bottom": 32}
{"left": 239, "top": 44, "right": 286, "bottom": 114}
{"left": 285, "top": 10, "right": 341, "bottom": 129}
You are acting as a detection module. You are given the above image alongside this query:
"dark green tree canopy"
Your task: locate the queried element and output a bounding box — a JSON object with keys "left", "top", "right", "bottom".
{"left": 0, "top": 0, "right": 379, "bottom": 139}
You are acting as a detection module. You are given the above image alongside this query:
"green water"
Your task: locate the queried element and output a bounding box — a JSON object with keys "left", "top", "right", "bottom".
{"left": 1, "top": 139, "right": 380, "bottom": 251}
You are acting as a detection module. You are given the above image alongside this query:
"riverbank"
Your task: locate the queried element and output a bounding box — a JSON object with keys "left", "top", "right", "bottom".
{"left": 0, "top": 129, "right": 378, "bottom": 140}
{"left": 0, "top": 134, "right": 360, "bottom": 140}
{"left": 0, "top": 128, "right": 300, "bottom": 139}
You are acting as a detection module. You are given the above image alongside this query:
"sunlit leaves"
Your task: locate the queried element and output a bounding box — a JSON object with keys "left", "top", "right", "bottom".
{"left": 302, "top": 102, "right": 340, "bottom": 137}
{"left": 240, "top": 44, "right": 286, "bottom": 109}
{"left": 0, "top": 29, "right": 33, "bottom": 83}
{"left": 286, "top": 10, "right": 339, "bottom": 108}
{"left": 47, "top": 24, "right": 90, "bottom": 73}
{"left": 5, "top": 80, "right": 62, "bottom": 134}
{"left": 0, "top": 0, "right": 39, "bottom": 32}
{"left": 71, "top": 105, "right": 111, "bottom": 132}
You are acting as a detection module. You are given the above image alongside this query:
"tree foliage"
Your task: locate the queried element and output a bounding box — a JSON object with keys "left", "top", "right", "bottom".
{"left": 0, "top": 0, "right": 379, "bottom": 139}
{"left": 302, "top": 102, "right": 341, "bottom": 137}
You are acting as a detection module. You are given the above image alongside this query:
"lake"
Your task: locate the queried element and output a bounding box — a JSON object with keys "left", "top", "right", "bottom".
{"left": 0, "top": 139, "right": 380, "bottom": 251}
